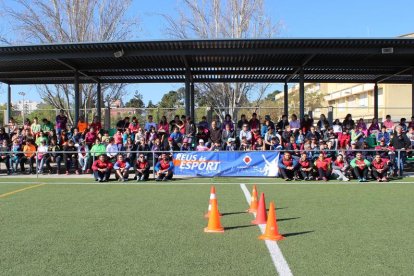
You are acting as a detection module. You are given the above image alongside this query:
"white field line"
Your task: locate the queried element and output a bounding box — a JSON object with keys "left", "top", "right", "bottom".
{"left": 240, "top": 183, "right": 293, "bottom": 276}
{"left": 0, "top": 181, "right": 413, "bottom": 186}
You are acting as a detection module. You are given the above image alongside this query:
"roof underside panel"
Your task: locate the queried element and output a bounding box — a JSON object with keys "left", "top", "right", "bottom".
{"left": 0, "top": 38, "right": 414, "bottom": 84}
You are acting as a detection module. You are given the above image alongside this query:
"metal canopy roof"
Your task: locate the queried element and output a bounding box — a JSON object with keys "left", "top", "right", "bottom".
{"left": 1, "top": 38, "right": 414, "bottom": 85}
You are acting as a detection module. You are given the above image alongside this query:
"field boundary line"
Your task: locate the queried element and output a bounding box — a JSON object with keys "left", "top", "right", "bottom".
{"left": 0, "top": 181, "right": 413, "bottom": 186}
{"left": 240, "top": 183, "right": 293, "bottom": 276}
{"left": 0, "top": 183, "right": 45, "bottom": 199}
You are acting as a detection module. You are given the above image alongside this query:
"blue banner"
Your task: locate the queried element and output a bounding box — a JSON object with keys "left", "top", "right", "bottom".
{"left": 173, "top": 151, "right": 280, "bottom": 177}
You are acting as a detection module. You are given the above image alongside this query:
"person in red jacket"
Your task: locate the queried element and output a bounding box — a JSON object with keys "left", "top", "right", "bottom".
{"left": 339, "top": 128, "right": 351, "bottom": 149}
{"left": 135, "top": 154, "right": 150, "bottom": 181}
{"left": 298, "top": 152, "right": 313, "bottom": 180}
{"left": 92, "top": 154, "right": 113, "bottom": 182}
{"left": 371, "top": 154, "right": 389, "bottom": 182}
{"left": 314, "top": 153, "right": 331, "bottom": 181}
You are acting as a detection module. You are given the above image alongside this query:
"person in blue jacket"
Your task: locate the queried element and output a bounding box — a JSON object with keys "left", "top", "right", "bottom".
{"left": 154, "top": 153, "right": 175, "bottom": 181}
{"left": 278, "top": 151, "right": 299, "bottom": 181}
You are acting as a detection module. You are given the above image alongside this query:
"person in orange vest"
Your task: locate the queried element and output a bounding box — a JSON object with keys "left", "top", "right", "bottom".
{"left": 371, "top": 154, "right": 389, "bottom": 182}
{"left": 77, "top": 116, "right": 89, "bottom": 134}
{"left": 20, "top": 139, "right": 37, "bottom": 174}
{"left": 154, "top": 153, "right": 174, "bottom": 181}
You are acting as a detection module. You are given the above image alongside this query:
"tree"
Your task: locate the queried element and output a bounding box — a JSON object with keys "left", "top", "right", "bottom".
{"left": 162, "top": 0, "right": 282, "bottom": 120}
{"left": 3, "top": 0, "right": 139, "bottom": 124}
{"left": 265, "top": 90, "right": 282, "bottom": 101}
{"left": 125, "top": 91, "right": 145, "bottom": 109}
{"left": 158, "top": 90, "right": 184, "bottom": 109}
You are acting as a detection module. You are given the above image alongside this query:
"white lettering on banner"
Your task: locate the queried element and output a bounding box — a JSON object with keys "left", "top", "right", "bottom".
{"left": 180, "top": 161, "right": 220, "bottom": 171}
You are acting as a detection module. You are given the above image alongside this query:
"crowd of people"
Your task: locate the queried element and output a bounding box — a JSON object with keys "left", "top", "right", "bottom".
{"left": 0, "top": 109, "right": 412, "bottom": 182}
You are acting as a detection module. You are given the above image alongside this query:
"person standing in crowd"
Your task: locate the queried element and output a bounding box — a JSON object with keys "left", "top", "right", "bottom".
{"left": 390, "top": 125, "right": 411, "bottom": 178}
{"left": 92, "top": 154, "right": 112, "bottom": 182}
{"left": 55, "top": 110, "right": 68, "bottom": 136}
{"left": 278, "top": 152, "right": 298, "bottom": 181}
{"left": 154, "top": 153, "right": 174, "bottom": 181}
{"left": 114, "top": 154, "right": 131, "bottom": 182}
{"left": 209, "top": 121, "right": 222, "bottom": 147}
{"left": 135, "top": 154, "right": 150, "bottom": 181}
{"left": 350, "top": 152, "right": 370, "bottom": 182}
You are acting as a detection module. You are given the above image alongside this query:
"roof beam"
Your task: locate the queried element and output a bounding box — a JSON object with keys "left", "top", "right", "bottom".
{"left": 285, "top": 55, "right": 315, "bottom": 82}
{"left": 376, "top": 67, "right": 414, "bottom": 83}
{"left": 54, "top": 59, "right": 99, "bottom": 83}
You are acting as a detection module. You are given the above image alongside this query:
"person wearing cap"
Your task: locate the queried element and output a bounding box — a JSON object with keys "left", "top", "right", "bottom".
{"left": 278, "top": 152, "right": 299, "bottom": 181}
{"left": 180, "top": 138, "right": 191, "bottom": 151}
{"left": 165, "top": 137, "right": 179, "bottom": 155}
{"left": 92, "top": 154, "right": 113, "bottom": 182}
{"left": 135, "top": 154, "right": 150, "bottom": 181}
{"left": 113, "top": 154, "right": 131, "bottom": 182}
{"left": 371, "top": 154, "right": 389, "bottom": 182}
{"left": 350, "top": 152, "right": 370, "bottom": 182}
{"left": 196, "top": 139, "right": 209, "bottom": 151}
{"left": 154, "top": 153, "right": 174, "bottom": 181}
{"left": 225, "top": 138, "right": 236, "bottom": 151}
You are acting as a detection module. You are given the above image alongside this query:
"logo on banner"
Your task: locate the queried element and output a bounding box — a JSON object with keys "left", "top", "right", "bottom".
{"left": 243, "top": 155, "right": 252, "bottom": 165}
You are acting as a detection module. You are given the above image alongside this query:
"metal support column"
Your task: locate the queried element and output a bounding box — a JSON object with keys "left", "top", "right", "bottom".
{"left": 190, "top": 82, "right": 195, "bottom": 120}
{"left": 74, "top": 71, "right": 80, "bottom": 125}
{"left": 412, "top": 70, "right": 414, "bottom": 117}
{"left": 299, "top": 68, "right": 305, "bottom": 120}
{"left": 284, "top": 82, "right": 288, "bottom": 116}
{"left": 6, "top": 84, "right": 11, "bottom": 129}
{"left": 97, "top": 82, "right": 102, "bottom": 122}
{"left": 374, "top": 82, "right": 379, "bottom": 119}
{"left": 185, "top": 70, "right": 191, "bottom": 117}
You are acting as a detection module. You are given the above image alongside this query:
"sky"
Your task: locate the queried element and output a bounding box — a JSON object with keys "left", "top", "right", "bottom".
{"left": 1, "top": 0, "right": 414, "bottom": 105}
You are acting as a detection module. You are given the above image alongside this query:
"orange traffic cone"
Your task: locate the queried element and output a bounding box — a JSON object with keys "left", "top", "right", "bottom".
{"left": 204, "top": 198, "right": 224, "bottom": 233}
{"left": 252, "top": 192, "right": 267, "bottom": 225}
{"left": 247, "top": 185, "right": 258, "bottom": 213}
{"left": 205, "top": 186, "right": 222, "bottom": 218}
{"left": 259, "top": 201, "right": 284, "bottom": 241}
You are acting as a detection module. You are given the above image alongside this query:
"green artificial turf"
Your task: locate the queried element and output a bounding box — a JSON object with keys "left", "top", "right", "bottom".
{"left": 1, "top": 180, "right": 414, "bottom": 275}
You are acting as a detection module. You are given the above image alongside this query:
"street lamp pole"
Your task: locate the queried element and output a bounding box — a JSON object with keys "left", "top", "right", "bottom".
{"left": 18, "top": 91, "right": 26, "bottom": 123}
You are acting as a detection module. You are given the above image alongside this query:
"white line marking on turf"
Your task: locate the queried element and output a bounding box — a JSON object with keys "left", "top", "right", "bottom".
{"left": 240, "top": 183, "right": 293, "bottom": 276}
{"left": 0, "top": 181, "right": 413, "bottom": 186}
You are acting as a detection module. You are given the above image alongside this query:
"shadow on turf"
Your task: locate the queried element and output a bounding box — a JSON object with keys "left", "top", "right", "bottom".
{"left": 224, "top": 225, "right": 256, "bottom": 231}
{"left": 283, "top": 230, "right": 314, "bottom": 237}
{"left": 221, "top": 211, "right": 247, "bottom": 216}
{"left": 278, "top": 217, "right": 300, "bottom": 222}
